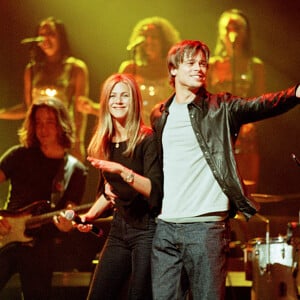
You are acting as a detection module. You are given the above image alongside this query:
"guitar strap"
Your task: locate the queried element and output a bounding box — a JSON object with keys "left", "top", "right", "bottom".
{"left": 50, "top": 153, "right": 77, "bottom": 209}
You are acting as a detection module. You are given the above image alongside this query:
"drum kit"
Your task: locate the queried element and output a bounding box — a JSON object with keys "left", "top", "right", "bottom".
{"left": 242, "top": 193, "right": 300, "bottom": 300}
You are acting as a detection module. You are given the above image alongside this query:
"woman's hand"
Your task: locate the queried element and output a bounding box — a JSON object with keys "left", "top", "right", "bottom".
{"left": 53, "top": 210, "right": 74, "bottom": 232}
{"left": 104, "top": 181, "right": 118, "bottom": 205}
{"left": 75, "top": 213, "right": 93, "bottom": 233}
{"left": 53, "top": 204, "right": 76, "bottom": 232}
{"left": 77, "top": 96, "right": 99, "bottom": 116}
{"left": 77, "top": 96, "right": 94, "bottom": 114}
{"left": 87, "top": 157, "right": 123, "bottom": 174}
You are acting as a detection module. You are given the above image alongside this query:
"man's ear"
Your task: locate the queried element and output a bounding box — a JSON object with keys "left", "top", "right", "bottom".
{"left": 170, "top": 68, "right": 177, "bottom": 76}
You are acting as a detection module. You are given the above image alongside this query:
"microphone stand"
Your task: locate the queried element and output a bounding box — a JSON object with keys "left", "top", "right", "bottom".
{"left": 291, "top": 153, "right": 300, "bottom": 167}
{"left": 231, "top": 41, "right": 236, "bottom": 95}
{"left": 127, "top": 36, "right": 145, "bottom": 77}
{"left": 256, "top": 213, "right": 271, "bottom": 277}
{"left": 129, "top": 45, "right": 138, "bottom": 77}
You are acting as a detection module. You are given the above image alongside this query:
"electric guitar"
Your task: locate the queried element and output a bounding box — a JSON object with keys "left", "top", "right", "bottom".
{"left": 0, "top": 201, "right": 93, "bottom": 251}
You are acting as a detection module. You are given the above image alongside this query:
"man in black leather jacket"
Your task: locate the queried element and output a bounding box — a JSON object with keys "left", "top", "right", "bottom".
{"left": 150, "top": 40, "right": 300, "bottom": 300}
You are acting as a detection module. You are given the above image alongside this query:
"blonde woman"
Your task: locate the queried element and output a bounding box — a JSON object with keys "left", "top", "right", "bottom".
{"left": 77, "top": 73, "right": 162, "bottom": 300}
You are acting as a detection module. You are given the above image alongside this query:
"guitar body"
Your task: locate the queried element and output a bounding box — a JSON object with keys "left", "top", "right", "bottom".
{"left": 0, "top": 201, "right": 93, "bottom": 252}
{"left": 0, "top": 201, "right": 50, "bottom": 251}
{"left": 0, "top": 214, "right": 33, "bottom": 249}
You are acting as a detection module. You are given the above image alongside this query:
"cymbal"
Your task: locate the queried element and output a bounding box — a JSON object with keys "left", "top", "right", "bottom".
{"left": 250, "top": 193, "right": 300, "bottom": 203}
{"left": 243, "top": 180, "right": 256, "bottom": 186}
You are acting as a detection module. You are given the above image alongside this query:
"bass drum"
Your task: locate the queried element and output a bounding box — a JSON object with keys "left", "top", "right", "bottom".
{"left": 244, "top": 236, "right": 298, "bottom": 300}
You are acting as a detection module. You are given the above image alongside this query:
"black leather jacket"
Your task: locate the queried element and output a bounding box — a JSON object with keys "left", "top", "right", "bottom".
{"left": 151, "top": 85, "right": 299, "bottom": 220}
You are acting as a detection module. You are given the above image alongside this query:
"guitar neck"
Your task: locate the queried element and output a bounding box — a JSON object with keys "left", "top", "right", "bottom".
{"left": 25, "top": 203, "right": 93, "bottom": 229}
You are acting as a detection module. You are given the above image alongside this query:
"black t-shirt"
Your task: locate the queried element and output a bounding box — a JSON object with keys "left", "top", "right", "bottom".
{"left": 102, "top": 132, "right": 163, "bottom": 229}
{"left": 0, "top": 145, "right": 87, "bottom": 212}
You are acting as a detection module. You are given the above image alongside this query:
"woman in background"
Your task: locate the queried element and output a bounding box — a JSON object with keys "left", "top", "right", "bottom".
{"left": 207, "top": 9, "right": 266, "bottom": 195}
{"left": 78, "top": 16, "right": 180, "bottom": 126}
{"left": 118, "top": 16, "right": 180, "bottom": 124}
{"left": 0, "top": 17, "right": 89, "bottom": 161}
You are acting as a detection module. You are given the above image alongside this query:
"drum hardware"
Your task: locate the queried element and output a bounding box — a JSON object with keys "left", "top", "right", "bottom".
{"left": 243, "top": 179, "right": 256, "bottom": 186}
{"left": 255, "top": 213, "right": 271, "bottom": 275}
{"left": 247, "top": 152, "right": 300, "bottom": 299}
{"left": 250, "top": 193, "right": 300, "bottom": 203}
{"left": 287, "top": 222, "right": 300, "bottom": 245}
{"left": 251, "top": 193, "right": 284, "bottom": 203}
{"left": 292, "top": 260, "right": 298, "bottom": 279}
{"left": 246, "top": 236, "right": 298, "bottom": 299}
{"left": 245, "top": 218, "right": 300, "bottom": 299}
{"left": 291, "top": 153, "right": 300, "bottom": 167}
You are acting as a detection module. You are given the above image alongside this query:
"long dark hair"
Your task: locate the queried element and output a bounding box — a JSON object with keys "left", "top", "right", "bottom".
{"left": 29, "top": 16, "right": 71, "bottom": 64}
{"left": 19, "top": 96, "right": 74, "bottom": 149}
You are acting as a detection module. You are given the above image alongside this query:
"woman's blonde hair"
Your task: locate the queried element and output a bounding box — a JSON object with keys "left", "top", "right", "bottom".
{"left": 88, "top": 73, "right": 151, "bottom": 159}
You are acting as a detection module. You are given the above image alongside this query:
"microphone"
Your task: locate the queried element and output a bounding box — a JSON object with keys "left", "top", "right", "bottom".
{"left": 126, "top": 36, "right": 145, "bottom": 51}
{"left": 21, "top": 36, "right": 45, "bottom": 44}
{"left": 64, "top": 210, "right": 103, "bottom": 237}
{"left": 228, "top": 32, "right": 238, "bottom": 44}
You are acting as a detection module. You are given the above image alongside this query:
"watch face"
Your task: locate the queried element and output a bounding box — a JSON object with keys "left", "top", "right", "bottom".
{"left": 125, "top": 172, "right": 134, "bottom": 183}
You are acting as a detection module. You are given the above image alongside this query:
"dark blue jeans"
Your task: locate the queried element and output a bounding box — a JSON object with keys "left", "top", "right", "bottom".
{"left": 88, "top": 212, "right": 156, "bottom": 300}
{"left": 151, "top": 219, "right": 231, "bottom": 300}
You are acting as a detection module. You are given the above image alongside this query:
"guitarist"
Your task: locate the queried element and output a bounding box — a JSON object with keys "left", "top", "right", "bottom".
{"left": 0, "top": 96, "right": 87, "bottom": 299}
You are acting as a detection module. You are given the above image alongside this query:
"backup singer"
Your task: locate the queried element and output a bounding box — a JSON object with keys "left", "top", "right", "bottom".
{"left": 207, "top": 9, "right": 266, "bottom": 194}
{"left": 0, "top": 17, "right": 89, "bottom": 161}
{"left": 77, "top": 16, "right": 180, "bottom": 126}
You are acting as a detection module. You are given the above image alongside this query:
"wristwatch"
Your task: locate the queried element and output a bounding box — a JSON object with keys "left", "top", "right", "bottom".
{"left": 124, "top": 169, "right": 135, "bottom": 183}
